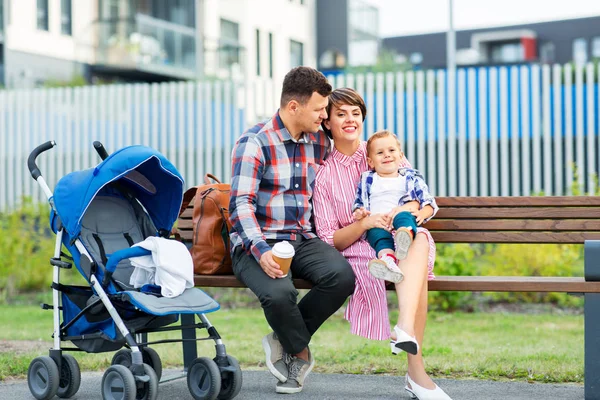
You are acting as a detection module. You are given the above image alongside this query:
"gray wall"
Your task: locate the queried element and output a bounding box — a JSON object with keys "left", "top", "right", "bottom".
{"left": 4, "top": 50, "right": 85, "bottom": 89}
{"left": 382, "top": 15, "right": 600, "bottom": 69}
{"left": 316, "top": 0, "right": 349, "bottom": 71}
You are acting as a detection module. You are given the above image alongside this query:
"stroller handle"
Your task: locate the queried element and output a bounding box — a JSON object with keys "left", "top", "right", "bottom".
{"left": 28, "top": 141, "right": 56, "bottom": 180}
{"left": 93, "top": 141, "right": 109, "bottom": 160}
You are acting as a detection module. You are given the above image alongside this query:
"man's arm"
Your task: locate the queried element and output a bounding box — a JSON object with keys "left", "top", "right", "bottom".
{"left": 229, "top": 136, "right": 271, "bottom": 262}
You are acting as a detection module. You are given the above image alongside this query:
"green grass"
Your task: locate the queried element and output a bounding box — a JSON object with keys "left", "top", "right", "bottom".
{"left": 0, "top": 304, "right": 583, "bottom": 383}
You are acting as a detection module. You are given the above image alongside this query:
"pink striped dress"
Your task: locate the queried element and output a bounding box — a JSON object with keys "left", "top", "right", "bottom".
{"left": 312, "top": 141, "right": 436, "bottom": 341}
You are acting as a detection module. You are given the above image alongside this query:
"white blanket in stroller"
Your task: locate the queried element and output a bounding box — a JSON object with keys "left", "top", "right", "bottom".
{"left": 129, "top": 237, "right": 194, "bottom": 298}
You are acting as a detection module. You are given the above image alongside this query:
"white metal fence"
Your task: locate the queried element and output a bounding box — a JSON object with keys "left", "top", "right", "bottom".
{"left": 1, "top": 63, "right": 599, "bottom": 212}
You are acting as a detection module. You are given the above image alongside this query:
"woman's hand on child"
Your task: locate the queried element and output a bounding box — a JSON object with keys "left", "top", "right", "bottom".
{"left": 386, "top": 201, "right": 420, "bottom": 223}
{"left": 352, "top": 207, "right": 370, "bottom": 221}
{"left": 360, "top": 213, "right": 390, "bottom": 231}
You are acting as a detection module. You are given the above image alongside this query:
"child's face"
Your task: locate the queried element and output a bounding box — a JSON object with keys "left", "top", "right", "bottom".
{"left": 367, "top": 135, "right": 403, "bottom": 177}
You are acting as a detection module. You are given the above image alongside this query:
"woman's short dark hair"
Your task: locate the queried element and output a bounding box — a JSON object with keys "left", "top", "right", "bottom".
{"left": 323, "top": 87, "right": 367, "bottom": 138}
{"left": 280, "top": 66, "right": 332, "bottom": 107}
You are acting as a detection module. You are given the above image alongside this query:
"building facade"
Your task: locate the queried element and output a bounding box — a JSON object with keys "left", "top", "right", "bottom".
{"left": 382, "top": 15, "right": 600, "bottom": 70}
{"left": 315, "top": 0, "right": 379, "bottom": 72}
{"left": 0, "top": 0, "right": 316, "bottom": 88}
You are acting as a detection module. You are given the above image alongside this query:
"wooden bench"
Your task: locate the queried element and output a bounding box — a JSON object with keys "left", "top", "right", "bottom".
{"left": 178, "top": 196, "right": 600, "bottom": 399}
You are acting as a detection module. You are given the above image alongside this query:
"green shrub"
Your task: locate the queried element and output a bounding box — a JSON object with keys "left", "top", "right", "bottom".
{"left": 428, "top": 243, "right": 481, "bottom": 311}
{"left": 0, "top": 199, "right": 55, "bottom": 300}
{"left": 479, "top": 243, "right": 584, "bottom": 307}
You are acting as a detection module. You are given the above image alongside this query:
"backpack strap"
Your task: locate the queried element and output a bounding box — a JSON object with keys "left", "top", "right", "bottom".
{"left": 205, "top": 174, "right": 222, "bottom": 184}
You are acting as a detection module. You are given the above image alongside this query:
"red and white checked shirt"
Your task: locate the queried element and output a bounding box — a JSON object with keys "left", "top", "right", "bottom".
{"left": 229, "top": 111, "right": 330, "bottom": 261}
{"left": 313, "top": 141, "right": 436, "bottom": 340}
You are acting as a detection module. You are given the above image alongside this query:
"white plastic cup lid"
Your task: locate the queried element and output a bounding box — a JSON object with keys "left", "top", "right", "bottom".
{"left": 272, "top": 240, "right": 295, "bottom": 258}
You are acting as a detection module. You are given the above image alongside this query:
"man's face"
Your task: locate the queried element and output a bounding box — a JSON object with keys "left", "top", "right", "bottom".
{"left": 296, "top": 92, "right": 329, "bottom": 134}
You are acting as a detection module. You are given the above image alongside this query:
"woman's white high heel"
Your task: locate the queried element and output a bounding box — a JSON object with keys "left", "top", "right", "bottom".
{"left": 390, "top": 325, "right": 419, "bottom": 355}
{"left": 405, "top": 374, "right": 452, "bottom": 400}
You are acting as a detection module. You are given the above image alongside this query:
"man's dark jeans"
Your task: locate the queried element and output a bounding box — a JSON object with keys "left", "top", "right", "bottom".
{"left": 231, "top": 237, "right": 355, "bottom": 355}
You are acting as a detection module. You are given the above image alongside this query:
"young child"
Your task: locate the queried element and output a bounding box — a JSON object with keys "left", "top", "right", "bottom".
{"left": 352, "top": 130, "right": 438, "bottom": 284}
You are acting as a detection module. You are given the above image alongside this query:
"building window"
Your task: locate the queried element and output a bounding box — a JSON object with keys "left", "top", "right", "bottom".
{"left": 592, "top": 37, "right": 600, "bottom": 59}
{"left": 268, "top": 32, "right": 273, "bottom": 78}
{"left": 540, "top": 42, "right": 555, "bottom": 64}
{"left": 37, "top": 0, "right": 49, "bottom": 31}
{"left": 220, "top": 19, "right": 241, "bottom": 70}
{"left": 61, "top": 0, "right": 72, "bottom": 35}
{"left": 256, "top": 29, "right": 261, "bottom": 76}
{"left": 573, "top": 38, "right": 588, "bottom": 65}
{"left": 490, "top": 42, "right": 524, "bottom": 63}
{"left": 290, "top": 40, "right": 303, "bottom": 68}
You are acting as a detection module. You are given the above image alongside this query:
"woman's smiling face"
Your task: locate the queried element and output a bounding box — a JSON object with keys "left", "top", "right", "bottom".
{"left": 323, "top": 104, "right": 363, "bottom": 144}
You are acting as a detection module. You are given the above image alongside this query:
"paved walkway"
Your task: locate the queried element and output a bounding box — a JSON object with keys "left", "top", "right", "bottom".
{"left": 0, "top": 369, "right": 584, "bottom": 399}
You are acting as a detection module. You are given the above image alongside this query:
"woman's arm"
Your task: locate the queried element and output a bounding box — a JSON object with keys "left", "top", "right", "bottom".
{"left": 333, "top": 213, "right": 390, "bottom": 251}
{"left": 314, "top": 171, "right": 390, "bottom": 252}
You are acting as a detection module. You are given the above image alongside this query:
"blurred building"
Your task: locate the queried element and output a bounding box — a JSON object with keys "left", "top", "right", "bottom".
{"left": 315, "top": 0, "right": 379, "bottom": 73}
{"left": 382, "top": 15, "right": 600, "bottom": 69}
{"left": 0, "top": 0, "right": 316, "bottom": 88}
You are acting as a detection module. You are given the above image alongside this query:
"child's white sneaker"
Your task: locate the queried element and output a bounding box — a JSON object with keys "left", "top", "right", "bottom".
{"left": 368, "top": 255, "right": 404, "bottom": 283}
{"left": 394, "top": 229, "right": 413, "bottom": 260}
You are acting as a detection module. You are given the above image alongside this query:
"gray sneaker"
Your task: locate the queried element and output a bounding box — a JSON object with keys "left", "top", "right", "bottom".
{"left": 262, "top": 332, "right": 288, "bottom": 382}
{"left": 275, "top": 350, "right": 314, "bottom": 394}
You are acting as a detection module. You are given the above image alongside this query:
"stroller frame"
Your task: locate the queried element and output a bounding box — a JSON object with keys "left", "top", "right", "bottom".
{"left": 26, "top": 141, "right": 242, "bottom": 400}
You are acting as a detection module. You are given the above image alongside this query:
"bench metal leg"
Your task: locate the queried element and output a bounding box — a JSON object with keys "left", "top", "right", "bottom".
{"left": 181, "top": 313, "right": 197, "bottom": 371}
{"left": 585, "top": 240, "right": 600, "bottom": 399}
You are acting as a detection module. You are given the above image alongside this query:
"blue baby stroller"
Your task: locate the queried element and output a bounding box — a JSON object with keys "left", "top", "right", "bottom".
{"left": 26, "top": 141, "right": 242, "bottom": 400}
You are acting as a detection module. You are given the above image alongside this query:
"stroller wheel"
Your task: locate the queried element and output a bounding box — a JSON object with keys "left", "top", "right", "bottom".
{"left": 27, "top": 356, "right": 60, "bottom": 400}
{"left": 57, "top": 354, "right": 81, "bottom": 398}
{"left": 216, "top": 355, "right": 243, "bottom": 400}
{"left": 135, "top": 363, "right": 158, "bottom": 400}
{"left": 111, "top": 347, "right": 162, "bottom": 381}
{"left": 102, "top": 364, "right": 137, "bottom": 400}
{"left": 187, "top": 357, "right": 222, "bottom": 400}
{"left": 142, "top": 347, "right": 163, "bottom": 381}
{"left": 111, "top": 348, "right": 133, "bottom": 368}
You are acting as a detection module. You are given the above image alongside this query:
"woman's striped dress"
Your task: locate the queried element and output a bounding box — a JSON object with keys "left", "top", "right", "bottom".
{"left": 313, "top": 141, "right": 436, "bottom": 340}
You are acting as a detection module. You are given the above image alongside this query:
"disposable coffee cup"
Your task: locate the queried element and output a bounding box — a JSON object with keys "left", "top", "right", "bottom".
{"left": 272, "top": 241, "right": 295, "bottom": 278}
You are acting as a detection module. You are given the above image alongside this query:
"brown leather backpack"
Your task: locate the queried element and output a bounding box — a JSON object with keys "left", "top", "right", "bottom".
{"left": 178, "top": 174, "right": 233, "bottom": 275}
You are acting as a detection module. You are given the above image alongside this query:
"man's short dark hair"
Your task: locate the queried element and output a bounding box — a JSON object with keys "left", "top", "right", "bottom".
{"left": 280, "top": 66, "right": 332, "bottom": 108}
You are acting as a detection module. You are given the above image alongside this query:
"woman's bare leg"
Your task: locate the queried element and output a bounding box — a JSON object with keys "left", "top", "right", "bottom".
{"left": 406, "top": 276, "right": 436, "bottom": 389}
{"left": 395, "top": 233, "right": 429, "bottom": 336}
{"left": 393, "top": 233, "right": 436, "bottom": 389}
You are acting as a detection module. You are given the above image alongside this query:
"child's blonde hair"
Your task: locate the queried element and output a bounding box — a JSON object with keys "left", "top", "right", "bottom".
{"left": 366, "top": 130, "right": 403, "bottom": 156}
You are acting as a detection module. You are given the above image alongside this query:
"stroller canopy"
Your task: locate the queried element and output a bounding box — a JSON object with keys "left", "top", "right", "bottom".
{"left": 53, "top": 145, "right": 184, "bottom": 237}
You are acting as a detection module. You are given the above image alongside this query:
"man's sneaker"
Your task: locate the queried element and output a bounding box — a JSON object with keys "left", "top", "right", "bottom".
{"left": 275, "top": 350, "right": 314, "bottom": 394}
{"left": 368, "top": 255, "right": 404, "bottom": 283}
{"left": 262, "top": 332, "right": 288, "bottom": 382}
{"left": 394, "top": 229, "right": 413, "bottom": 260}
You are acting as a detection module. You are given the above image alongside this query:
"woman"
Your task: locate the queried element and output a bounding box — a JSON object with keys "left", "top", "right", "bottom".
{"left": 312, "top": 87, "right": 451, "bottom": 400}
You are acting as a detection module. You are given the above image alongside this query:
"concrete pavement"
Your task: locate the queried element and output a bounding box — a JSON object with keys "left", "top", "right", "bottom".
{"left": 0, "top": 369, "right": 584, "bottom": 399}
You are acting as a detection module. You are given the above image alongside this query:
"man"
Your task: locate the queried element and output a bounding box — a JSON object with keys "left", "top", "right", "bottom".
{"left": 229, "top": 66, "right": 355, "bottom": 394}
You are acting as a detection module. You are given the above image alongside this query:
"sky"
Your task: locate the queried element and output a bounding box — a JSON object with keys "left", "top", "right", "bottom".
{"left": 367, "top": 0, "right": 600, "bottom": 38}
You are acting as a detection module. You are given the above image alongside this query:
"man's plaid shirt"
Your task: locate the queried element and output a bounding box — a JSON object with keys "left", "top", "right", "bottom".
{"left": 229, "top": 111, "right": 330, "bottom": 262}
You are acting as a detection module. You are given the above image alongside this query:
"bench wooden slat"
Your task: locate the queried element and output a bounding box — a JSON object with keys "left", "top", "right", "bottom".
{"left": 193, "top": 275, "right": 600, "bottom": 293}
{"left": 430, "top": 231, "right": 600, "bottom": 243}
{"left": 426, "top": 219, "right": 600, "bottom": 231}
{"left": 180, "top": 230, "right": 595, "bottom": 244}
{"left": 436, "top": 196, "right": 600, "bottom": 207}
{"left": 436, "top": 207, "right": 600, "bottom": 219}
{"left": 179, "top": 218, "right": 600, "bottom": 232}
